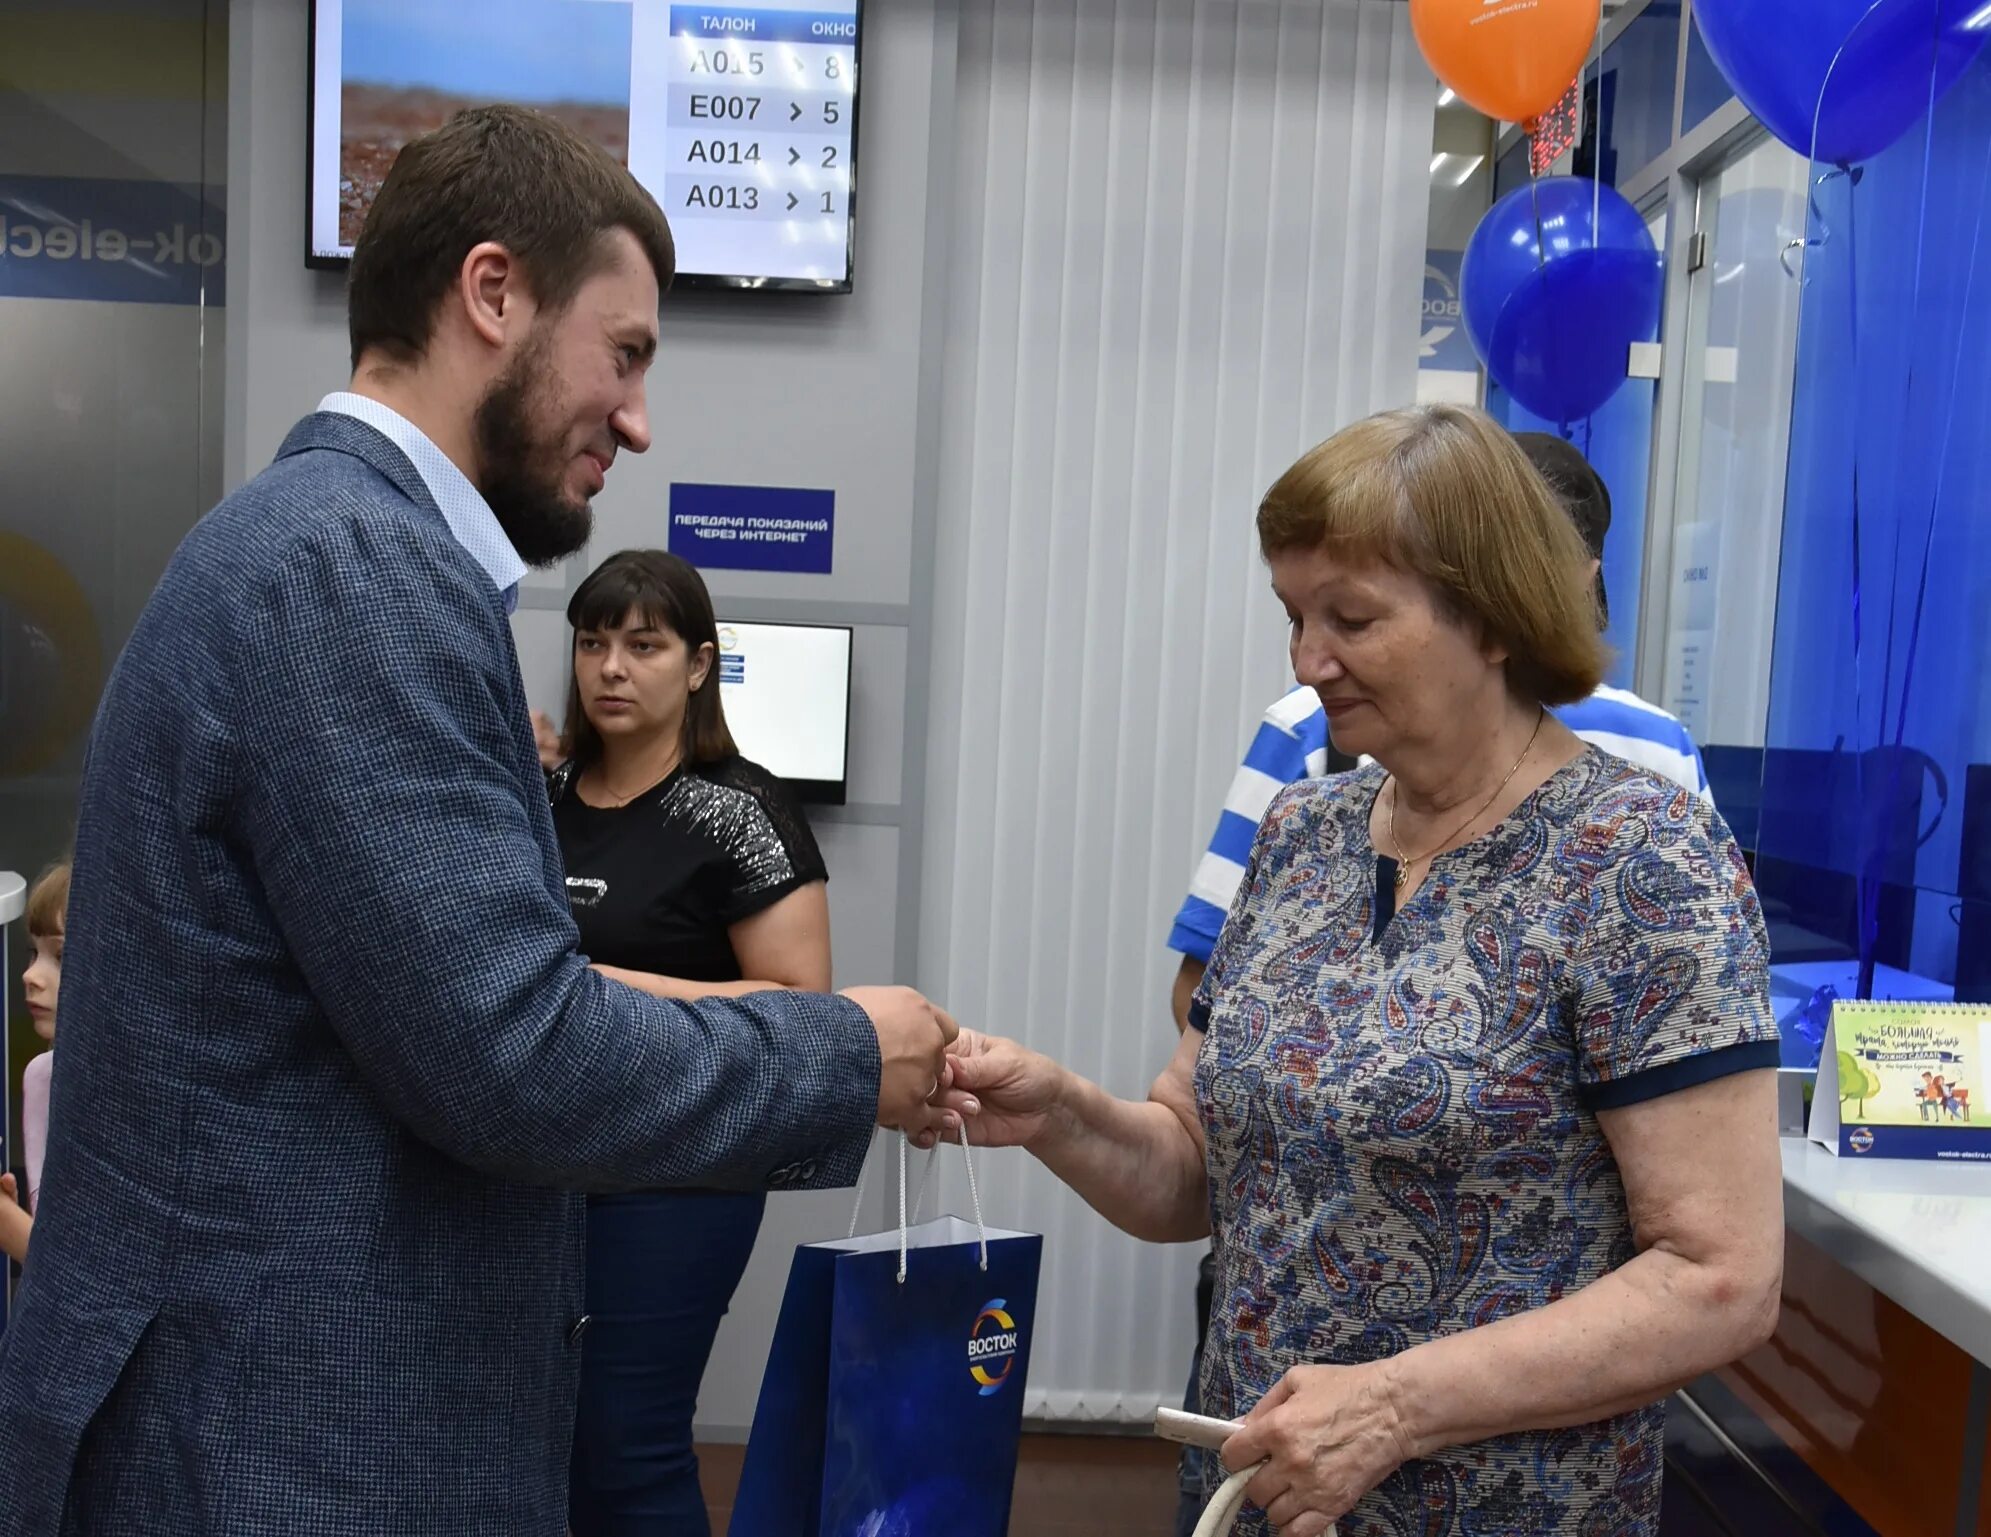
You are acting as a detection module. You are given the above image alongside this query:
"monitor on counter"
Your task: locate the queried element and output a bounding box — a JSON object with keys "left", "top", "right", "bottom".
{"left": 307, "top": 0, "right": 862, "bottom": 291}
{"left": 715, "top": 620, "right": 852, "bottom": 804}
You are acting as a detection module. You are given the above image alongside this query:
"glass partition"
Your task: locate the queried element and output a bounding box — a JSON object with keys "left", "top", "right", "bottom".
{"left": 0, "top": 0, "right": 227, "bottom": 1291}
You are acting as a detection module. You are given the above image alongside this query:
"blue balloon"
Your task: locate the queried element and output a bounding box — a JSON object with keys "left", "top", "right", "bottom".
{"left": 1693, "top": 0, "right": 1988, "bottom": 166}
{"left": 1459, "top": 177, "right": 1662, "bottom": 425}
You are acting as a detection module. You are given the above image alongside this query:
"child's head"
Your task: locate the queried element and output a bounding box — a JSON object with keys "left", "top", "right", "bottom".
{"left": 23, "top": 861, "right": 69, "bottom": 1044}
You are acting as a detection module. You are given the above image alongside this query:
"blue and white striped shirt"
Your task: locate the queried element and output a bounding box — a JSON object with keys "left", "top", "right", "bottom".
{"left": 1167, "top": 683, "right": 1712, "bottom": 962}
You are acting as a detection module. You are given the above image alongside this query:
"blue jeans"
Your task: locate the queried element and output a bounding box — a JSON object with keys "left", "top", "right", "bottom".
{"left": 569, "top": 1189, "right": 767, "bottom": 1537}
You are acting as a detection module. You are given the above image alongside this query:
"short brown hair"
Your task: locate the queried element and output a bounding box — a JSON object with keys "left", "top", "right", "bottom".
{"left": 348, "top": 104, "right": 676, "bottom": 370}
{"left": 1514, "top": 431, "right": 1614, "bottom": 626}
{"left": 563, "top": 551, "right": 738, "bottom": 771}
{"left": 1513, "top": 432, "right": 1611, "bottom": 560}
{"left": 1256, "top": 404, "right": 1608, "bottom": 706}
{"left": 25, "top": 860, "right": 70, "bottom": 939}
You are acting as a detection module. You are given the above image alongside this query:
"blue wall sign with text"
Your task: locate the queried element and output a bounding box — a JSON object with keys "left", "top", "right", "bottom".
{"left": 669, "top": 483, "right": 835, "bottom": 574}
{"left": 0, "top": 176, "right": 226, "bottom": 306}
{"left": 1421, "top": 250, "right": 1475, "bottom": 373}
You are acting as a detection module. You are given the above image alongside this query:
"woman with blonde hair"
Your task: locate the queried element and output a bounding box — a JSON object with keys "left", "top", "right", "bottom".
{"left": 945, "top": 405, "right": 1783, "bottom": 1536}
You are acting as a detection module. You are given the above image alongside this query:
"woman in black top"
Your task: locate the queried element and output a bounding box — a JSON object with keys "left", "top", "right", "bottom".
{"left": 536, "top": 549, "right": 830, "bottom": 1537}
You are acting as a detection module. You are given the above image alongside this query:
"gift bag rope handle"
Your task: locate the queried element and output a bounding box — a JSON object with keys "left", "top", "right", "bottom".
{"left": 1189, "top": 1462, "right": 1338, "bottom": 1536}
{"left": 1186, "top": 1451, "right": 1337, "bottom": 1536}
{"left": 1193, "top": 1464, "right": 1261, "bottom": 1537}
{"left": 843, "top": 1126, "right": 989, "bottom": 1284}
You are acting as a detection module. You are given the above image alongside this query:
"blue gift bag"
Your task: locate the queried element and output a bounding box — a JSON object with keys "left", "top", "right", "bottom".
{"left": 731, "top": 1146, "right": 1042, "bottom": 1537}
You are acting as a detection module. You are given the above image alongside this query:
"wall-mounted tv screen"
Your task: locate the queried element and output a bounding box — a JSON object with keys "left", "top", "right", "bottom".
{"left": 307, "top": 0, "right": 861, "bottom": 291}
{"left": 715, "top": 620, "right": 852, "bottom": 804}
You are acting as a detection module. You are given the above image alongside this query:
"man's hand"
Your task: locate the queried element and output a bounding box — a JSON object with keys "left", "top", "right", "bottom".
{"left": 530, "top": 709, "right": 564, "bottom": 772}
{"left": 841, "top": 986, "right": 961, "bottom": 1148}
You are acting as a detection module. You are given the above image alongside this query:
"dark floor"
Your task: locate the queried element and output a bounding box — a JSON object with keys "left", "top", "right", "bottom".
{"left": 697, "top": 1433, "right": 1182, "bottom": 1534}
{"left": 697, "top": 1422, "right": 1818, "bottom": 1536}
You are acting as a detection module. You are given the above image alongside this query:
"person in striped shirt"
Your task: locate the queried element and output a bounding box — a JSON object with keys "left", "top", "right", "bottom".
{"left": 1160, "top": 431, "right": 1709, "bottom": 1536}
{"left": 1168, "top": 432, "right": 1709, "bottom": 1027}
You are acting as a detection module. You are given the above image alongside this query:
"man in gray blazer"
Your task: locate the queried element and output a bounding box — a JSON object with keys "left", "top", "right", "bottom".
{"left": 0, "top": 106, "right": 958, "bottom": 1534}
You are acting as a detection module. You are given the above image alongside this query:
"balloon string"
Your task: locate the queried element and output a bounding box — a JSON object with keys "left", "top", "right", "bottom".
{"left": 1864, "top": 71, "right": 1991, "bottom": 998}
{"left": 1884, "top": 4, "right": 1966, "bottom": 759}
{"left": 1816, "top": 0, "right": 1893, "bottom": 985}
{"left": 1526, "top": 169, "right": 1548, "bottom": 416}
{"left": 1811, "top": 0, "right": 1892, "bottom": 170}
{"left": 1570, "top": 0, "right": 1604, "bottom": 440}
{"left": 1852, "top": 8, "right": 1957, "bottom": 999}
{"left": 1589, "top": 0, "right": 1602, "bottom": 266}
{"left": 1872, "top": 8, "right": 1945, "bottom": 811}
{"left": 1528, "top": 171, "right": 1546, "bottom": 270}
{"left": 1781, "top": 159, "right": 1850, "bottom": 285}
{"left": 1841, "top": 174, "right": 1877, "bottom": 998}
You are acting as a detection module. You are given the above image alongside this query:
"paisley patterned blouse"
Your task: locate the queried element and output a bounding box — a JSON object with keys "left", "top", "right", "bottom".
{"left": 1188, "top": 749, "right": 1778, "bottom": 1536}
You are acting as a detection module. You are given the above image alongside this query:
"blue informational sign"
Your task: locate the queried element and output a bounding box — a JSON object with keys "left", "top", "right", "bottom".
{"left": 0, "top": 176, "right": 225, "bottom": 306}
{"left": 1420, "top": 250, "right": 1475, "bottom": 373}
{"left": 669, "top": 483, "right": 835, "bottom": 574}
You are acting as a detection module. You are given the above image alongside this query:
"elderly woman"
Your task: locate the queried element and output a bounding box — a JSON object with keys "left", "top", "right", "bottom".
{"left": 945, "top": 404, "right": 1783, "bottom": 1536}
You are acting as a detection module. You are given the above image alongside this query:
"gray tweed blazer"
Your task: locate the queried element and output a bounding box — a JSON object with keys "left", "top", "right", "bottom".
{"left": 0, "top": 413, "right": 878, "bottom": 1534}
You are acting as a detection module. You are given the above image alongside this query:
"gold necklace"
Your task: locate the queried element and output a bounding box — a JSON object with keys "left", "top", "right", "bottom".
{"left": 589, "top": 753, "right": 681, "bottom": 808}
{"left": 1384, "top": 708, "right": 1545, "bottom": 893}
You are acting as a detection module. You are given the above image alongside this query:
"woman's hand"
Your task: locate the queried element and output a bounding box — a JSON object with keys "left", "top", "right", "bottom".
{"left": 936, "top": 1030, "right": 1068, "bottom": 1151}
{"left": 530, "top": 709, "right": 564, "bottom": 772}
{"left": 1221, "top": 1361, "right": 1415, "bottom": 1537}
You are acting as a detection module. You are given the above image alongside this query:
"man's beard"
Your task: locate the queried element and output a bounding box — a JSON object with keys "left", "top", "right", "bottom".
{"left": 474, "top": 336, "right": 595, "bottom": 569}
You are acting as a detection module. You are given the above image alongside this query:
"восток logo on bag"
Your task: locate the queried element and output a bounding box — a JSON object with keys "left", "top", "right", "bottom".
{"left": 966, "top": 1300, "right": 1020, "bottom": 1395}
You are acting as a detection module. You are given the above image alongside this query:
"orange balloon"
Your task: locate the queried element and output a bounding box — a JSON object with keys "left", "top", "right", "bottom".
{"left": 1411, "top": 0, "right": 1597, "bottom": 124}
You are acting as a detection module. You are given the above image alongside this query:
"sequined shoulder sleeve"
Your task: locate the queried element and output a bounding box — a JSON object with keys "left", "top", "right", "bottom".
{"left": 698, "top": 756, "right": 829, "bottom": 921}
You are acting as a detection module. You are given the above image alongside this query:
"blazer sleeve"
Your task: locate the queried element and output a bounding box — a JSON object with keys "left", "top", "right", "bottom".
{"left": 233, "top": 519, "right": 879, "bottom": 1193}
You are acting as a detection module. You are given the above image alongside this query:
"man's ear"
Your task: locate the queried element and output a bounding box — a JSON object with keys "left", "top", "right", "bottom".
{"left": 457, "top": 241, "right": 530, "bottom": 350}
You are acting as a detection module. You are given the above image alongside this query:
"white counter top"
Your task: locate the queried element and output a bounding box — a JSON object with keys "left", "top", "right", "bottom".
{"left": 1781, "top": 1137, "right": 1991, "bottom": 1366}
